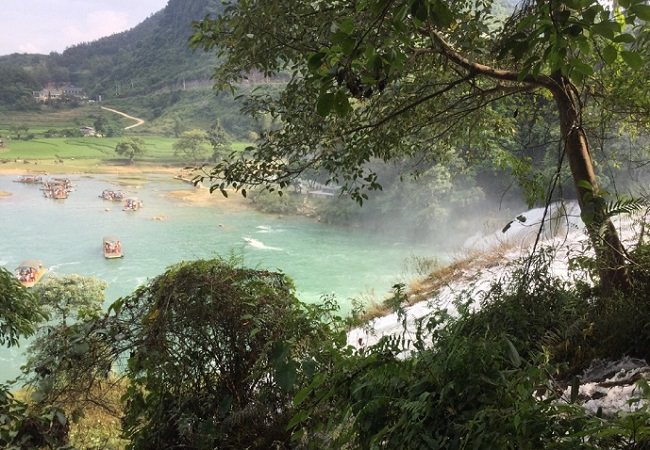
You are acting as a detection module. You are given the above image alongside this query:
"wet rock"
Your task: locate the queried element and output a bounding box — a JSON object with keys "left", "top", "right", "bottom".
{"left": 564, "top": 358, "right": 650, "bottom": 417}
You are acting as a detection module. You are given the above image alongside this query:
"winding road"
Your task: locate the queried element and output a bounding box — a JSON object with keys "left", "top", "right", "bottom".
{"left": 100, "top": 106, "right": 145, "bottom": 129}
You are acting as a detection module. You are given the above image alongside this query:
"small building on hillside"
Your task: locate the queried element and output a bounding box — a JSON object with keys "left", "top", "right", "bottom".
{"left": 33, "top": 84, "right": 86, "bottom": 102}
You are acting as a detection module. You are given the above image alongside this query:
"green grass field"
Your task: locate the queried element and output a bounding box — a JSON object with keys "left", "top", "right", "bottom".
{"left": 0, "top": 135, "right": 251, "bottom": 175}
{"left": 0, "top": 103, "right": 251, "bottom": 174}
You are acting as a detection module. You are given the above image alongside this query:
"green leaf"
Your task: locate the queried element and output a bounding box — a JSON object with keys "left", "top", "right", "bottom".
{"left": 317, "top": 92, "right": 336, "bottom": 117}
{"left": 334, "top": 31, "right": 357, "bottom": 55}
{"left": 293, "top": 386, "right": 312, "bottom": 407}
{"left": 271, "top": 341, "right": 290, "bottom": 361}
{"left": 367, "top": 53, "right": 382, "bottom": 75}
{"left": 504, "top": 337, "right": 521, "bottom": 367}
{"left": 334, "top": 90, "right": 352, "bottom": 116}
{"left": 275, "top": 360, "right": 298, "bottom": 391}
{"left": 581, "top": 6, "right": 598, "bottom": 24}
{"left": 287, "top": 410, "right": 308, "bottom": 429}
{"left": 591, "top": 21, "right": 616, "bottom": 39}
{"left": 570, "top": 58, "right": 594, "bottom": 76}
{"left": 577, "top": 179, "right": 594, "bottom": 191}
{"left": 411, "top": 0, "right": 428, "bottom": 23}
{"left": 307, "top": 52, "right": 326, "bottom": 72}
{"left": 302, "top": 358, "right": 317, "bottom": 379}
{"left": 613, "top": 33, "right": 636, "bottom": 43}
{"left": 569, "top": 70, "right": 584, "bottom": 85}
{"left": 394, "top": 3, "right": 408, "bottom": 22}
{"left": 602, "top": 45, "right": 618, "bottom": 65}
{"left": 294, "top": 374, "right": 324, "bottom": 406}
{"left": 71, "top": 408, "right": 84, "bottom": 423}
{"left": 576, "top": 35, "right": 591, "bottom": 55}
{"left": 631, "top": 4, "right": 650, "bottom": 21}
{"left": 338, "top": 18, "right": 356, "bottom": 34}
{"left": 55, "top": 411, "right": 67, "bottom": 426}
{"left": 621, "top": 50, "right": 643, "bottom": 69}
{"left": 72, "top": 342, "right": 90, "bottom": 354}
{"left": 431, "top": 1, "right": 454, "bottom": 28}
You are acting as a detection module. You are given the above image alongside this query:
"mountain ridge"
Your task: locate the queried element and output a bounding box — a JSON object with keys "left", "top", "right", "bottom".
{"left": 0, "top": 0, "right": 222, "bottom": 104}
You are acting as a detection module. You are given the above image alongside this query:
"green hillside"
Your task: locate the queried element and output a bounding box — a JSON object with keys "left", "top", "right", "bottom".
{"left": 0, "top": 0, "right": 518, "bottom": 140}
{"left": 1, "top": 0, "right": 224, "bottom": 97}
{"left": 0, "top": 0, "right": 255, "bottom": 136}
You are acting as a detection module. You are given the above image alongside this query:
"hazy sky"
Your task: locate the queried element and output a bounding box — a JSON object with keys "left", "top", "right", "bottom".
{"left": 1, "top": 0, "right": 169, "bottom": 56}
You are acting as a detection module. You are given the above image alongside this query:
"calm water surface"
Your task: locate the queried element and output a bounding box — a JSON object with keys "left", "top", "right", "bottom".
{"left": 0, "top": 173, "right": 437, "bottom": 381}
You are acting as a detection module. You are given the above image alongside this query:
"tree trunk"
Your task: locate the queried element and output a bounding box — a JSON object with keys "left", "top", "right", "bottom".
{"left": 549, "top": 74, "right": 631, "bottom": 293}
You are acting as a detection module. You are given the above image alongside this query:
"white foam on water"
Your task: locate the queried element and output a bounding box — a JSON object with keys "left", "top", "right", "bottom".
{"left": 243, "top": 237, "right": 282, "bottom": 251}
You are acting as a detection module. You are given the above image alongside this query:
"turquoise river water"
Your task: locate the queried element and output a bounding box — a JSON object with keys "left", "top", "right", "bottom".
{"left": 0, "top": 173, "right": 437, "bottom": 382}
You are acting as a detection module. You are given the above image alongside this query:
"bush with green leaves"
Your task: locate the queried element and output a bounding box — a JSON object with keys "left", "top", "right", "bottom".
{"left": 587, "top": 237, "right": 650, "bottom": 362}
{"left": 112, "top": 258, "right": 343, "bottom": 450}
{"left": 456, "top": 249, "right": 595, "bottom": 375}
{"left": 0, "top": 267, "right": 72, "bottom": 449}
{"left": 22, "top": 275, "right": 112, "bottom": 421}
{"left": 293, "top": 242, "right": 650, "bottom": 449}
{"left": 295, "top": 306, "right": 591, "bottom": 449}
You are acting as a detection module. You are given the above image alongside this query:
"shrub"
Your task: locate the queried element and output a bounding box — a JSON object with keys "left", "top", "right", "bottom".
{"left": 587, "top": 239, "right": 650, "bottom": 361}
{"left": 115, "top": 258, "right": 342, "bottom": 450}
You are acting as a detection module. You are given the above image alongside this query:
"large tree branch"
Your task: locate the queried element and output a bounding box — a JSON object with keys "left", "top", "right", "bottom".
{"left": 350, "top": 74, "right": 534, "bottom": 136}
{"left": 428, "top": 30, "right": 554, "bottom": 89}
{"left": 349, "top": 73, "right": 477, "bottom": 133}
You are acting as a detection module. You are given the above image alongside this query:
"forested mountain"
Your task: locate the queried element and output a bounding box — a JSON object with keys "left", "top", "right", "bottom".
{"left": 0, "top": 0, "right": 519, "bottom": 110}
{"left": 0, "top": 0, "right": 224, "bottom": 104}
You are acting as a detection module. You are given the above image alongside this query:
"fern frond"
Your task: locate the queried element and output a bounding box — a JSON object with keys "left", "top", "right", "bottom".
{"left": 605, "top": 197, "right": 647, "bottom": 220}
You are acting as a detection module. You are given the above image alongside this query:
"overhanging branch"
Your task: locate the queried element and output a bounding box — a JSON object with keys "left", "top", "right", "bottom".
{"left": 428, "top": 30, "right": 553, "bottom": 89}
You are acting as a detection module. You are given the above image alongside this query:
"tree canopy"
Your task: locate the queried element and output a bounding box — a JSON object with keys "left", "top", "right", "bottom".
{"left": 207, "top": 118, "right": 233, "bottom": 162}
{"left": 191, "top": 0, "right": 650, "bottom": 292}
{"left": 173, "top": 128, "right": 211, "bottom": 162}
{"left": 32, "top": 274, "right": 106, "bottom": 325}
{"left": 0, "top": 268, "right": 69, "bottom": 448}
{"left": 0, "top": 267, "right": 47, "bottom": 349}
{"left": 113, "top": 258, "right": 340, "bottom": 449}
{"left": 24, "top": 275, "right": 110, "bottom": 419}
{"left": 115, "top": 137, "right": 147, "bottom": 164}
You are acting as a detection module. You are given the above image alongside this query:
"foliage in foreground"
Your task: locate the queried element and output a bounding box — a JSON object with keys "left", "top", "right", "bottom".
{"left": 291, "top": 241, "right": 650, "bottom": 449}
{"left": 10, "top": 235, "right": 650, "bottom": 449}
{"left": 111, "top": 258, "right": 343, "bottom": 450}
{"left": 0, "top": 268, "right": 71, "bottom": 449}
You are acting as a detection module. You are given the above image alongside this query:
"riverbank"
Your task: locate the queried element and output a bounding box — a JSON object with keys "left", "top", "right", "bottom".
{"left": 0, "top": 162, "right": 254, "bottom": 210}
{"left": 0, "top": 160, "right": 180, "bottom": 176}
{"left": 163, "top": 184, "right": 252, "bottom": 210}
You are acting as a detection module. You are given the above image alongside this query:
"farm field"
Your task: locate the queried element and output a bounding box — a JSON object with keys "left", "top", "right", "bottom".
{"left": 0, "top": 132, "right": 250, "bottom": 175}
{"left": 0, "top": 136, "right": 178, "bottom": 174}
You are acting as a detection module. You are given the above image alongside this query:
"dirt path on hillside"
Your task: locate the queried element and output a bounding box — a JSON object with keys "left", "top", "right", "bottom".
{"left": 100, "top": 106, "right": 145, "bottom": 129}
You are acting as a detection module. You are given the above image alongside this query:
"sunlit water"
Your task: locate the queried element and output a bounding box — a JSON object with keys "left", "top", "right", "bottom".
{"left": 0, "top": 173, "right": 438, "bottom": 382}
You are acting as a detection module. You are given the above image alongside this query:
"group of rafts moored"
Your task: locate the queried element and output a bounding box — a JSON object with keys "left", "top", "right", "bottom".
{"left": 12, "top": 175, "right": 137, "bottom": 287}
